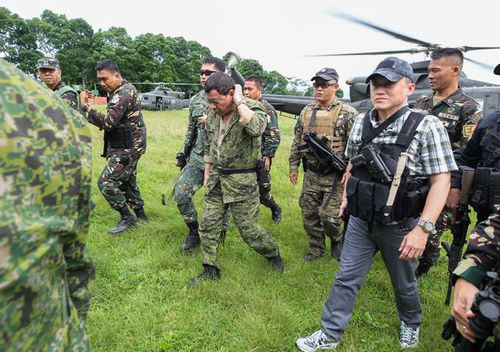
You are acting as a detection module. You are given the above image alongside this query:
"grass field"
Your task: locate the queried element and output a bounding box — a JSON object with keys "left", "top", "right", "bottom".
{"left": 85, "top": 108, "right": 455, "bottom": 351}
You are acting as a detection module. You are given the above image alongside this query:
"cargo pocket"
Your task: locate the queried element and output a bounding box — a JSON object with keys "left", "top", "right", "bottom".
{"left": 346, "top": 176, "right": 360, "bottom": 217}
{"left": 358, "top": 180, "right": 374, "bottom": 223}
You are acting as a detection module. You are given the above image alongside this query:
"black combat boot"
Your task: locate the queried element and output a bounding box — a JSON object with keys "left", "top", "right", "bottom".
{"left": 134, "top": 207, "right": 148, "bottom": 222}
{"left": 267, "top": 254, "right": 285, "bottom": 273}
{"left": 181, "top": 221, "right": 200, "bottom": 250}
{"left": 108, "top": 206, "right": 137, "bottom": 235}
{"left": 331, "top": 240, "right": 343, "bottom": 262}
{"left": 188, "top": 264, "right": 221, "bottom": 285}
{"left": 271, "top": 204, "right": 282, "bottom": 224}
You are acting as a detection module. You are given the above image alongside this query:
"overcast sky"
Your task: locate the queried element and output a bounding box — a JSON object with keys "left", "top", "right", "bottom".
{"left": 4, "top": 0, "right": 500, "bottom": 93}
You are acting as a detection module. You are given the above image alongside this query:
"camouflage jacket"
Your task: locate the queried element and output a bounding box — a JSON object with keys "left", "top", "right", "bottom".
{"left": 204, "top": 98, "right": 266, "bottom": 203}
{"left": 413, "top": 89, "right": 482, "bottom": 149}
{"left": 87, "top": 80, "right": 147, "bottom": 160}
{"left": 0, "top": 59, "right": 94, "bottom": 350}
{"left": 453, "top": 209, "right": 500, "bottom": 288}
{"left": 289, "top": 99, "right": 358, "bottom": 172}
{"left": 261, "top": 99, "right": 281, "bottom": 158}
{"left": 53, "top": 80, "right": 80, "bottom": 112}
{"left": 183, "top": 89, "right": 209, "bottom": 169}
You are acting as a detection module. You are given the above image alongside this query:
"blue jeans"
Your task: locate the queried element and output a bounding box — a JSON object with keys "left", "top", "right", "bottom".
{"left": 320, "top": 216, "right": 422, "bottom": 340}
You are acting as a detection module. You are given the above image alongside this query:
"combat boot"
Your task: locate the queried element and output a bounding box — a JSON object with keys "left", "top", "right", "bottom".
{"left": 271, "top": 204, "right": 282, "bottom": 224}
{"left": 133, "top": 207, "right": 148, "bottom": 222}
{"left": 331, "top": 241, "right": 343, "bottom": 262}
{"left": 188, "top": 264, "right": 220, "bottom": 285}
{"left": 267, "top": 254, "right": 285, "bottom": 273}
{"left": 108, "top": 206, "right": 137, "bottom": 235}
{"left": 181, "top": 221, "right": 200, "bottom": 250}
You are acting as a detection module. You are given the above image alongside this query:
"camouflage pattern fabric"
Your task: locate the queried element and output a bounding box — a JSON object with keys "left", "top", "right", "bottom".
{"left": 256, "top": 159, "right": 276, "bottom": 208}
{"left": 289, "top": 100, "right": 358, "bottom": 255}
{"left": 0, "top": 58, "right": 94, "bottom": 351}
{"left": 183, "top": 89, "right": 209, "bottom": 169}
{"left": 200, "top": 98, "right": 280, "bottom": 267}
{"left": 87, "top": 80, "right": 146, "bottom": 210}
{"left": 54, "top": 80, "right": 80, "bottom": 112}
{"left": 413, "top": 89, "right": 482, "bottom": 149}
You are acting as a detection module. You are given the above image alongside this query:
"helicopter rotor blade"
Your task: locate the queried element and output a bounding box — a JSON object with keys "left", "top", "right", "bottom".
{"left": 464, "top": 57, "right": 495, "bottom": 71}
{"left": 460, "top": 46, "right": 500, "bottom": 52}
{"left": 307, "top": 48, "right": 426, "bottom": 57}
{"left": 330, "top": 12, "right": 434, "bottom": 47}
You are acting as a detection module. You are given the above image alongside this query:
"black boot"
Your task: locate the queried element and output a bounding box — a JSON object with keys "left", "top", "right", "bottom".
{"left": 331, "top": 241, "right": 342, "bottom": 262}
{"left": 181, "top": 221, "right": 200, "bottom": 250}
{"left": 267, "top": 254, "right": 285, "bottom": 273}
{"left": 188, "top": 264, "right": 220, "bottom": 285}
{"left": 271, "top": 204, "right": 282, "bottom": 224}
{"left": 134, "top": 207, "right": 148, "bottom": 222}
{"left": 108, "top": 206, "right": 137, "bottom": 235}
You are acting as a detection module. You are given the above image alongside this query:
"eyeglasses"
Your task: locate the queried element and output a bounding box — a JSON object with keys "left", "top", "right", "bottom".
{"left": 208, "top": 98, "right": 222, "bottom": 105}
{"left": 200, "top": 70, "right": 216, "bottom": 76}
{"left": 313, "top": 81, "right": 336, "bottom": 89}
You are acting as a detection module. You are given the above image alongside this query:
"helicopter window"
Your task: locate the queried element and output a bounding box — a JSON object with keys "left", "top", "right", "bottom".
{"left": 143, "top": 96, "right": 148, "bottom": 100}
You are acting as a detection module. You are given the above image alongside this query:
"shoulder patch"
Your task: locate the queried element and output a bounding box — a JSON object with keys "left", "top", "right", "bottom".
{"left": 111, "top": 94, "right": 120, "bottom": 104}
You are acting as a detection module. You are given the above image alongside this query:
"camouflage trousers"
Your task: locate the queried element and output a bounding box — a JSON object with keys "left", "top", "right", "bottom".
{"left": 256, "top": 158, "right": 277, "bottom": 209}
{"left": 299, "top": 170, "right": 344, "bottom": 257}
{"left": 174, "top": 161, "right": 230, "bottom": 229}
{"left": 199, "top": 180, "right": 280, "bottom": 268}
{"left": 98, "top": 153, "right": 144, "bottom": 210}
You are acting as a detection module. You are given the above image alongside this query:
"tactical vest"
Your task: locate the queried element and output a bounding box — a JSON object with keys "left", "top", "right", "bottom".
{"left": 300, "top": 103, "right": 344, "bottom": 154}
{"left": 470, "top": 113, "right": 500, "bottom": 213}
{"left": 346, "top": 111, "right": 429, "bottom": 225}
{"left": 55, "top": 85, "right": 80, "bottom": 109}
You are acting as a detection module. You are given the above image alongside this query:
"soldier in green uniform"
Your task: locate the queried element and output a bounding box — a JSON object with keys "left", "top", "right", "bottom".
{"left": 0, "top": 58, "right": 95, "bottom": 351}
{"left": 80, "top": 59, "right": 147, "bottom": 235}
{"left": 413, "top": 48, "right": 483, "bottom": 277}
{"left": 189, "top": 72, "right": 283, "bottom": 285}
{"left": 289, "top": 68, "right": 358, "bottom": 261}
{"left": 174, "top": 56, "right": 231, "bottom": 250}
{"left": 244, "top": 75, "right": 282, "bottom": 223}
{"left": 37, "top": 57, "right": 81, "bottom": 111}
{"left": 451, "top": 209, "right": 500, "bottom": 345}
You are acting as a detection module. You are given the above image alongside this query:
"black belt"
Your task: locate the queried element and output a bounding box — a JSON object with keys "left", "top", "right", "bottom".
{"left": 216, "top": 166, "right": 256, "bottom": 175}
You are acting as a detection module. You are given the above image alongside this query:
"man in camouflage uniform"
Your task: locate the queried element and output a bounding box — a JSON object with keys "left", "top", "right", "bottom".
{"left": 37, "top": 57, "right": 81, "bottom": 112}
{"left": 244, "top": 75, "right": 282, "bottom": 223}
{"left": 0, "top": 58, "right": 95, "bottom": 351}
{"left": 451, "top": 209, "right": 500, "bottom": 345}
{"left": 80, "top": 59, "right": 147, "bottom": 235}
{"left": 174, "top": 56, "right": 230, "bottom": 250}
{"left": 189, "top": 72, "right": 284, "bottom": 285}
{"left": 289, "top": 68, "right": 358, "bottom": 262}
{"left": 413, "top": 48, "right": 483, "bottom": 277}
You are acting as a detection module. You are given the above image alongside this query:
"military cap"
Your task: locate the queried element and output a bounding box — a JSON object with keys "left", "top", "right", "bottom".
{"left": 311, "top": 67, "right": 339, "bottom": 82}
{"left": 37, "top": 57, "right": 60, "bottom": 70}
{"left": 494, "top": 63, "right": 500, "bottom": 76}
{"left": 366, "top": 57, "right": 414, "bottom": 83}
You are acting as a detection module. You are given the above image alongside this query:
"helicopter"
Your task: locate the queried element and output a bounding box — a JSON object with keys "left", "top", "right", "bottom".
{"left": 137, "top": 84, "right": 191, "bottom": 111}
{"left": 230, "top": 13, "right": 500, "bottom": 116}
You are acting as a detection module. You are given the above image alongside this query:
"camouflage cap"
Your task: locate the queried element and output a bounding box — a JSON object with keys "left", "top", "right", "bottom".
{"left": 37, "top": 57, "right": 60, "bottom": 70}
{"left": 365, "top": 57, "right": 414, "bottom": 83}
{"left": 311, "top": 67, "right": 339, "bottom": 82}
{"left": 494, "top": 63, "right": 500, "bottom": 76}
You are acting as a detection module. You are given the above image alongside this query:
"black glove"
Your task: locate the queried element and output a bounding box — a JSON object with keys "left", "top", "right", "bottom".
{"left": 175, "top": 152, "right": 187, "bottom": 170}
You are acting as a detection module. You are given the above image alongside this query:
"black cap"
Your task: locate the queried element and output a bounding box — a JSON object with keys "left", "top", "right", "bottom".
{"left": 365, "top": 57, "right": 414, "bottom": 83}
{"left": 311, "top": 67, "right": 339, "bottom": 82}
{"left": 37, "top": 57, "right": 60, "bottom": 70}
{"left": 494, "top": 63, "right": 500, "bottom": 76}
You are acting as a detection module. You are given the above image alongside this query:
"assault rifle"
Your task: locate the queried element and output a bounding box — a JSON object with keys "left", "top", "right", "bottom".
{"left": 297, "top": 132, "right": 347, "bottom": 174}
{"left": 444, "top": 166, "right": 475, "bottom": 305}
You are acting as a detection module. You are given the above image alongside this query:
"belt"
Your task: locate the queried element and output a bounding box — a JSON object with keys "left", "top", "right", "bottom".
{"left": 216, "top": 166, "right": 257, "bottom": 175}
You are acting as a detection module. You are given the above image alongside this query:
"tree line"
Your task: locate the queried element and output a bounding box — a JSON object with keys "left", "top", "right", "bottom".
{"left": 0, "top": 7, "right": 311, "bottom": 96}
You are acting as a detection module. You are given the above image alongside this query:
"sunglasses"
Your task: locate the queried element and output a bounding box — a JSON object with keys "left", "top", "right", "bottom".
{"left": 313, "top": 81, "right": 336, "bottom": 89}
{"left": 200, "top": 70, "right": 216, "bottom": 76}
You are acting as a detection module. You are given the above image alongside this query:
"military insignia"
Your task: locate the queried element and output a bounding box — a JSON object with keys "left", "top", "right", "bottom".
{"left": 462, "top": 123, "right": 475, "bottom": 139}
{"left": 111, "top": 94, "right": 119, "bottom": 104}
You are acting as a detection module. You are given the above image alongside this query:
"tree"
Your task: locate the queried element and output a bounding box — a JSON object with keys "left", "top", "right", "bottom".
{"left": 237, "top": 58, "right": 264, "bottom": 78}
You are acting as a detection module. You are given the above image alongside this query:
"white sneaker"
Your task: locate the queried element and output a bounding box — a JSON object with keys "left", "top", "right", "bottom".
{"left": 399, "top": 321, "right": 419, "bottom": 348}
{"left": 296, "top": 329, "right": 338, "bottom": 352}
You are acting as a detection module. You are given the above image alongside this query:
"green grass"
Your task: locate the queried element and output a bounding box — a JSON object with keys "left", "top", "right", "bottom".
{"left": 86, "top": 108, "right": 454, "bottom": 351}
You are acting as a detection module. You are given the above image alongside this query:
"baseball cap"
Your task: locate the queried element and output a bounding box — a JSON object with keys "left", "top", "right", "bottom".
{"left": 311, "top": 67, "right": 339, "bottom": 82}
{"left": 37, "top": 57, "right": 60, "bottom": 70}
{"left": 365, "top": 57, "right": 414, "bottom": 83}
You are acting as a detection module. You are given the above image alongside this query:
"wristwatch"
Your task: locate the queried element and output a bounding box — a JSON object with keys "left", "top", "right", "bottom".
{"left": 82, "top": 103, "right": 91, "bottom": 112}
{"left": 417, "top": 219, "right": 436, "bottom": 235}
